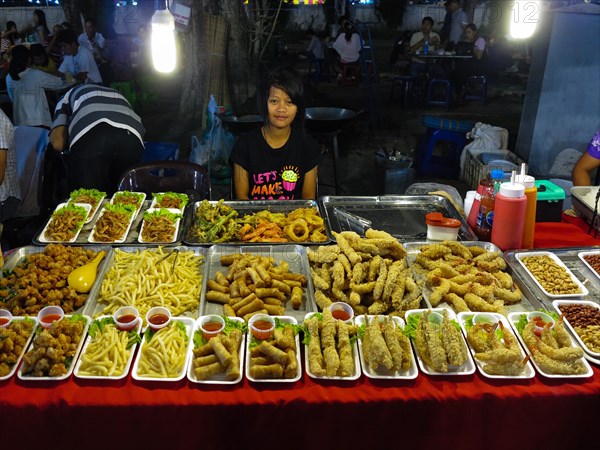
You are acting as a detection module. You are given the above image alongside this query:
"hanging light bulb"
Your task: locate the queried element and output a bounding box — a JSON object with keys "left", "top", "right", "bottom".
{"left": 509, "top": 1, "right": 541, "bottom": 39}
{"left": 151, "top": 1, "right": 176, "bottom": 73}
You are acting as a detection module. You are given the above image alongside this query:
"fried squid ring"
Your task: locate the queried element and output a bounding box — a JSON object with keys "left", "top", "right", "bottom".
{"left": 285, "top": 219, "right": 309, "bottom": 242}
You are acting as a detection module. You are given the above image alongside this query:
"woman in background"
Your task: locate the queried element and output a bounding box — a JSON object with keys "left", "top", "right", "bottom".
{"left": 231, "top": 67, "right": 323, "bottom": 200}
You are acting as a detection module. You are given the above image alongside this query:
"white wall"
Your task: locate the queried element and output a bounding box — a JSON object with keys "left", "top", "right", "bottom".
{"left": 0, "top": 6, "right": 66, "bottom": 31}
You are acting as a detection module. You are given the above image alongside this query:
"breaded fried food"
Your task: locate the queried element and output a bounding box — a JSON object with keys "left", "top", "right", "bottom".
{"left": 441, "top": 310, "right": 466, "bottom": 367}
{"left": 306, "top": 316, "right": 325, "bottom": 376}
{"left": 383, "top": 316, "right": 403, "bottom": 371}
{"left": 363, "top": 315, "right": 393, "bottom": 370}
{"left": 322, "top": 308, "right": 340, "bottom": 376}
{"left": 337, "top": 321, "right": 354, "bottom": 376}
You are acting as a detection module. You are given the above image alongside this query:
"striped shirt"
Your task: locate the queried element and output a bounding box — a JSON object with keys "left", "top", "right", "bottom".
{"left": 51, "top": 84, "right": 145, "bottom": 150}
{"left": 0, "top": 109, "right": 21, "bottom": 202}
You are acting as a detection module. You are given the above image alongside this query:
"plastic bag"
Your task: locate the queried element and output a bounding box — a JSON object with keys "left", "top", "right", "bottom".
{"left": 190, "top": 135, "right": 210, "bottom": 166}
{"left": 460, "top": 122, "right": 508, "bottom": 174}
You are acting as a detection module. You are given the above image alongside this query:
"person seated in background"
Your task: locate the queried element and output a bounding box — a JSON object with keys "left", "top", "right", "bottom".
{"left": 331, "top": 21, "right": 361, "bottom": 79}
{"left": 572, "top": 130, "right": 600, "bottom": 186}
{"left": 231, "top": 67, "right": 323, "bottom": 200}
{"left": 1, "top": 22, "right": 19, "bottom": 58}
{"left": 484, "top": 27, "right": 514, "bottom": 74}
{"left": 452, "top": 23, "right": 487, "bottom": 97}
{"left": 22, "top": 10, "right": 50, "bottom": 46}
{"left": 78, "top": 18, "right": 105, "bottom": 65}
{"left": 408, "top": 17, "right": 441, "bottom": 77}
{"left": 46, "top": 24, "right": 64, "bottom": 66}
{"left": 389, "top": 31, "right": 412, "bottom": 72}
{"left": 57, "top": 29, "right": 102, "bottom": 84}
{"left": 0, "top": 108, "right": 21, "bottom": 222}
{"left": 302, "top": 28, "right": 324, "bottom": 62}
{"left": 30, "top": 43, "right": 58, "bottom": 74}
{"left": 6, "top": 45, "right": 63, "bottom": 128}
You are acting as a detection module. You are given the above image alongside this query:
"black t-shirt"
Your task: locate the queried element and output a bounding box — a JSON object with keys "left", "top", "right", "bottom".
{"left": 231, "top": 126, "right": 323, "bottom": 200}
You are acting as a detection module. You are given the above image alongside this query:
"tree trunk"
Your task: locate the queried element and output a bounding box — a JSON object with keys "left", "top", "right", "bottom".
{"left": 60, "top": 0, "right": 86, "bottom": 34}
{"left": 176, "top": 2, "right": 210, "bottom": 136}
{"left": 464, "top": 0, "right": 478, "bottom": 24}
{"left": 220, "top": 0, "right": 255, "bottom": 113}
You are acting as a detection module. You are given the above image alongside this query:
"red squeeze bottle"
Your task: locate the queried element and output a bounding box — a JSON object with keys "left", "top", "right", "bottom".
{"left": 491, "top": 175, "right": 527, "bottom": 251}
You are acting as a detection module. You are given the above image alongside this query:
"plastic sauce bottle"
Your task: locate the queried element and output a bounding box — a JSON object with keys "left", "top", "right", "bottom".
{"left": 467, "top": 170, "right": 492, "bottom": 231}
{"left": 491, "top": 176, "right": 527, "bottom": 251}
{"left": 423, "top": 38, "right": 429, "bottom": 55}
{"left": 516, "top": 174, "right": 537, "bottom": 249}
{"left": 475, "top": 181, "right": 495, "bottom": 241}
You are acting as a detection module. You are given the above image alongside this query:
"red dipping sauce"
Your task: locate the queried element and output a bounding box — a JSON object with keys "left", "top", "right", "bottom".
{"left": 251, "top": 320, "right": 273, "bottom": 331}
{"left": 0, "top": 317, "right": 10, "bottom": 326}
{"left": 41, "top": 314, "right": 63, "bottom": 324}
{"left": 149, "top": 314, "right": 169, "bottom": 326}
{"left": 202, "top": 321, "right": 223, "bottom": 332}
{"left": 118, "top": 314, "right": 137, "bottom": 324}
{"left": 331, "top": 309, "right": 351, "bottom": 322}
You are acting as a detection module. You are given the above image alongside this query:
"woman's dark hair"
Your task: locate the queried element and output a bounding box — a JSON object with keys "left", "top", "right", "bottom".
{"left": 29, "top": 43, "right": 49, "bottom": 66}
{"left": 257, "top": 67, "right": 306, "bottom": 131}
{"left": 465, "top": 23, "right": 478, "bottom": 34}
{"left": 33, "top": 9, "right": 50, "bottom": 35}
{"left": 5, "top": 21, "right": 16, "bottom": 45}
{"left": 9, "top": 45, "right": 29, "bottom": 81}
{"left": 62, "top": 22, "right": 74, "bottom": 31}
{"left": 422, "top": 17, "right": 434, "bottom": 27}
{"left": 57, "top": 29, "right": 78, "bottom": 45}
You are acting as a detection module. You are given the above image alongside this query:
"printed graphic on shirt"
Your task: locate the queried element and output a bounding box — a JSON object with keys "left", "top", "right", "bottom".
{"left": 250, "top": 165, "right": 300, "bottom": 200}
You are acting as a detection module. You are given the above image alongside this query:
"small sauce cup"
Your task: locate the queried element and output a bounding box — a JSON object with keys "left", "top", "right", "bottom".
{"left": 248, "top": 314, "right": 275, "bottom": 340}
{"left": 146, "top": 306, "right": 172, "bottom": 331}
{"left": 472, "top": 312, "right": 498, "bottom": 326}
{"left": 329, "top": 302, "right": 354, "bottom": 323}
{"left": 0, "top": 309, "right": 13, "bottom": 328}
{"left": 114, "top": 306, "right": 140, "bottom": 332}
{"left": 37, "top": 305, "right": 64, "bottom": 329}
{"left": 199, "top": 315, "right": 225, "bottom": 340}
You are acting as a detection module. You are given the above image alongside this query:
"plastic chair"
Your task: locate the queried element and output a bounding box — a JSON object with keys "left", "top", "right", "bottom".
{"left": 117, "top": 160, "right": 212, "bottom": 201}
{"left": 389, "top": 75, "right": 416, "bottom": 108}
{"left": 426, "top": 79, "right": 452, "bottom": 111}
{"left": 464, "top": 75, "right": 488, "bottom": 105}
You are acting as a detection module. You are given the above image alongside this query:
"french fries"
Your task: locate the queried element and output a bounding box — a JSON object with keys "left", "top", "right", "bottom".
{"left": 137, "top": 321, "right": 188, "bottom": 378}
{"left": 98, "top": 248, "right": 203, "bottom": 321}
{"left": 206, "top": 254, "right": 307, "bottom": 321}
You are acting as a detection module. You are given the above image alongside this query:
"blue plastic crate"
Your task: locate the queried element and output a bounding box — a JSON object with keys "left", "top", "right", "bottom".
{"left": 142, "top": 141, "right": 179, "bottom": 162}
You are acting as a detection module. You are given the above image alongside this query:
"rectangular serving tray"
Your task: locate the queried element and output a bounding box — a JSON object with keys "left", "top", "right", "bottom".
{"left": 504, "top": 246, "right": 600, "bottom": 309}
{"left": 319, "top": 195, "right": 476, "bottom": 242}
{"left": 199, "top": 245, "right": 317, "bottom": 324}
{"left": 183, "top": 199, "right": 330, "bottom": 245}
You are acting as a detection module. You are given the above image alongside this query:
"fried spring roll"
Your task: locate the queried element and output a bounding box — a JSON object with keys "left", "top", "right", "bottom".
{"left": 263, "top": 297, "right": 283, "bottom": 307}
{"left": 264, "top": 304, "right": 286, "bottom": 316}
{"left": 290, "top": 286, "right": 303, "bottom": 310}
{"left": 236, "top": 298, "right": 265, "bottom": 317}
{"left": 207, "top": 280, "right": 229, "bottom": 293}
{"left": 255, "top": 288, "right": 286, "bottom": 301}
{"left": 271, "top": 279, "right": 291, "bottom": 295}
{"left": 243, "top": 309, "right": 268, "bottom": 322}
{"left": 274, "top": 326, "right": 296, "bottom": 350}
{"left": 255, "top": 264, "right": 272, "bottom": 285}
{"left": 283, "top": 272, "right": 307, "bottom": 285}
{"left": 231, "top": 293, "right": 257, "bottom": 311}
{"left": 284, "top": 349, "right": 298, "bottom": 379}
{"left": 209, "top": 335, "right": 232, "bottom": 366}
{"left": 215, "top": 271, "right": 230, "bottom": 287}
{"left": 223, "top": 304, "right": 236, "bottom": 317}
{"left": 246, "top": 267, "right": 265, "bottom": 288}
{"left": 282, "top": 279, "right": 302, "bottom": 289}
{"left": 257, "top": 341, "right": 289, "bottom": 365}
{"left": 193, "top": 342, "right": 214, "bottom": 357}
{"left": 206, "top": 290, "right": 231, "bottom": 304}
{"left": 250, "top": 363, "right": 284, "bottom": 379}
{"left": 250, "top": 356, "right": 270, "bottom": 366}
{"left": 193, "top": 354, "right": 219, "bottom": 368}
{"left": 237, "top": 275, "right": 251, "bottom": 298}
{"left": 194, "top": 362, "right": 224, "bottom": 380}
{"left": 220, "top": 254, "right": 242, "bottom": 266}
{"left": 229, "top": 279, "right": 240, "bottom": 298}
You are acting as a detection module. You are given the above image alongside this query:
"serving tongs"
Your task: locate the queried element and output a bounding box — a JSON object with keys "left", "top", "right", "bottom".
{"left": 157, "top": 248, "right": 179, "bottom": 274}
{"left": 333, "top": 207, "right": 372, "bottom": 235}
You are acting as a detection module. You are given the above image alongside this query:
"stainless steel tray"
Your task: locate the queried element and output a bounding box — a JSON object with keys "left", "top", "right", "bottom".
{"left": 33, "top": 199, "right": 188, "bottom": 246}
{"left": 183, "top": 199, "right": 330, "bottom": 245}
{"left": 504, "top": 246, "right": 600, "bottom": 309}
{"left": 199, "top": 244, "right": 317, "bottom": 324}
{"left": 1, "top": 245, "right": 113, "bottom": 316}
{"left": 83, "top": 245, "right": 205, "bottom": 319}
{"left": 320, "top": 195, "right": 476, "bottom": 242}
{"left": 404, "top": 241, "right": 540, "bottom": 313}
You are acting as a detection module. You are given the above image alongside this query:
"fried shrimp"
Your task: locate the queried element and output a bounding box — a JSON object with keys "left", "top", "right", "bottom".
{"left": 441, "top": 310, "right": 466, "bottom": 367}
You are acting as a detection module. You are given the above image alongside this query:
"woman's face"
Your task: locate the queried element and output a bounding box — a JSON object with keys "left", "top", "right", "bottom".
{"left": 266, "top": 86, "right": 297, "bottom": 130}
{"left": 464, "top": 27, "right": 476, "bottom": 42}
{"left": 33, "top": 13, "right": 39, "bottom": 25}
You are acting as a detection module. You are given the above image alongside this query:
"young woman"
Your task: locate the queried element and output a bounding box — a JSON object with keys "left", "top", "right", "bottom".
{"left": 231, "top": 67, "right": 323, "bottom": 200}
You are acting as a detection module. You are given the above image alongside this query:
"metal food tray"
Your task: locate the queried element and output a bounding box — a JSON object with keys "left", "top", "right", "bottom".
{"left": 504, "top": 246, "right": 600, "bottom": 309}
{"left": 199, "top": 244, "right": 317, "bottom": 324}
{"left": 1, "top": 245, "right": 113, "bottom": 316}
{"left": 320, "top": 195, "right": 476, "bottom": 242}
{"left": 83, "top": 245, "right": 206, "bottom": 319}
{"left": 33, "top": 200, "right": 189, "bottom": 246}
{"left": 404, "top": 241, "right": 541, "bottom": 313}
{"left": 183, "top": 199, "right": 330, "bottom": 246}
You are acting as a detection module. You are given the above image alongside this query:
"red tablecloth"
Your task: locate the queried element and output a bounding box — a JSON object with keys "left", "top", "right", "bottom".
{"left": 2, "top": 225, "right": 600, "bottom": 450}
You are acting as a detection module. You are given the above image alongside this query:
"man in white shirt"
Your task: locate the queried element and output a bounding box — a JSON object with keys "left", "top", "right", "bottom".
{"left": 409, "top": 16, "right": 441, "bottom": 76}
{"left": 78, "top": 18, "right": 105, "bottom": 63}
{"left": 57, "top": 29, "right": 103, "bottom": 85}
